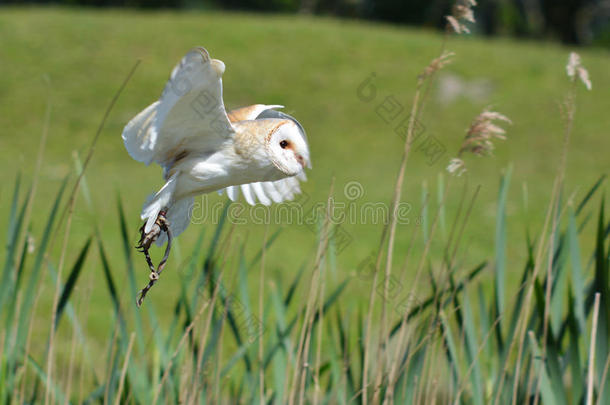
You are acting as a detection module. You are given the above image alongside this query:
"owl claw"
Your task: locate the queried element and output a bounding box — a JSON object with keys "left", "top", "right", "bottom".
{"left": 136, "top": 210, "right": 172, "bottom": 307}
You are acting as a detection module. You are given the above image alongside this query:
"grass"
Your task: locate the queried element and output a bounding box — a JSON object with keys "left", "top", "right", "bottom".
{"left": 0, "top": 5, "right": 609, "bottom": 403}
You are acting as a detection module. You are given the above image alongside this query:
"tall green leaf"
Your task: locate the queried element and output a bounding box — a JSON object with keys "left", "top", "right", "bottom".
{"left": 495, "top": 166, "right": 511, "bottom": 319}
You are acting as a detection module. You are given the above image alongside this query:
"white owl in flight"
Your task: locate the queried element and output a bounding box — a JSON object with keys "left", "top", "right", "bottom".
{"left": 122, "top": 47, "right": 311, "bottom": 305}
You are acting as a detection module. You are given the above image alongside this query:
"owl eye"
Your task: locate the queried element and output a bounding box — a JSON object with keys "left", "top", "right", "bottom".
{"left": 279, "top": 140, "right": 289, "bottom": 149}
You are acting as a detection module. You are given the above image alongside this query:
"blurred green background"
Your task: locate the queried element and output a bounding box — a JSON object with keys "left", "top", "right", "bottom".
{"left": 0, "top": 7, "right": 608, "bottom": 345}
{"left": 3, "top": 0, "right": 610, "bottom": 46}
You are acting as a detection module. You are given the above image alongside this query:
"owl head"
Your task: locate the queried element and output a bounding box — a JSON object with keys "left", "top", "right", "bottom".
{"left": 259, "top": 110, "right": 311, "bottom": 176}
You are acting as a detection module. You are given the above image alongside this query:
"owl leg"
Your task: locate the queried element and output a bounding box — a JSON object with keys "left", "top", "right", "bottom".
{"left": 136, "top": 210, "right": 173, "bottom": 307}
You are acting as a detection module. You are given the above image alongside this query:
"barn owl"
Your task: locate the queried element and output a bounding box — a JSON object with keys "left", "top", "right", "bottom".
{"left": 122, "top": 47, "right": 311, "bottom": 304}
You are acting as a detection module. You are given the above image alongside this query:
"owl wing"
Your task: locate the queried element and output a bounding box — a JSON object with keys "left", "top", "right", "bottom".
{"left": 218, "top": 172, "right": 307, "bottom": 206}
{"left": 122, "top": 47, "right": 234, "bottom": 169}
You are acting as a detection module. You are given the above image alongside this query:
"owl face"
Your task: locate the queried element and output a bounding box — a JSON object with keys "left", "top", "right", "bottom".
{"left": 266, "top": 120, "right": 311, "bottom": 176}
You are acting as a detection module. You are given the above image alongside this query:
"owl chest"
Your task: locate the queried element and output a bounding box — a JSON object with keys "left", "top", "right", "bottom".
{"left": 173, "top": 149, "right": 282, "bottom": 197}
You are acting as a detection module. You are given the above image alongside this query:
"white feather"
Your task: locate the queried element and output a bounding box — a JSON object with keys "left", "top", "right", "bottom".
{"left": 262, "top": 181, "right": 283, "bottom": 203}
{"left": 154, "top": 196, "right": 194, "bottom": 246}
{"left": 216, "top": 172, "right": 306, "bottom": 206}
{"left": 141, "top": 172, "right": 179, "bottom": 233}
{"left": 122, "top": 48, "right": 234, "bottom": 169}
{"left": 251, "top": 182, "right": 272, "bottom": 206}
{"left": 240, "top": 184, "right": 256, "bottom": 205}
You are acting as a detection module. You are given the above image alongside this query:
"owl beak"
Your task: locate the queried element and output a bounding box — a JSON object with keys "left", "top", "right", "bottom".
{"left": 296, "top": 154, "right": 307, "bottom": 169}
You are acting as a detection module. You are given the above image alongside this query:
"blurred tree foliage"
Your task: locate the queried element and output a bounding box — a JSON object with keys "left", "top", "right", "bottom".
{"left": 3, "top": 0, "right": 609, "bottom": 45}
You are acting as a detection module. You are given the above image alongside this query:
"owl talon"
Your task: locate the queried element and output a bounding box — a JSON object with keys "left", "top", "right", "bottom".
{"left": 135, "top": 210, "right": 172, "bottom": 307}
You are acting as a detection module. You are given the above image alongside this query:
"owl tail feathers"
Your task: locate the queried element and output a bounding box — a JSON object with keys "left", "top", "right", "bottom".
{"left": 140, "top": 173, "right": 183, "bottom": 236}
{"left": 153, "top": 197, "right": 194, "bottom": 246}
{"left": 140, "top": 173, "right": 193, "bottom": 245}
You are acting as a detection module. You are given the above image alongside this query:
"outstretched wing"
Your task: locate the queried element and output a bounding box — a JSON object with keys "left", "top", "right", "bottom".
{"left": 218, "top": 172, "right": 307, "bottom": 206}
{"left": 122, "top": 47, "right": 234, "bottom": 169}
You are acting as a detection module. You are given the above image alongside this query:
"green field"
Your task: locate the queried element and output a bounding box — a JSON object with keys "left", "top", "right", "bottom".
{"left": 0, "top": 7, "right": 609, "bottom": 403}
{"left": 2, "top": 6, "right": 608, "bottom": 317}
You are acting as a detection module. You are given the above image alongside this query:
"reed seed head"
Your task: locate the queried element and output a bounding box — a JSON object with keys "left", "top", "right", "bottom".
{"left": 566, "top": 52, "right": 592, "bottom": 90}
{"left": 422, "top": 51, "right": 455, "bottom": 79}
{"left": 447, "top": 109, "right": 511, "bottom": 175}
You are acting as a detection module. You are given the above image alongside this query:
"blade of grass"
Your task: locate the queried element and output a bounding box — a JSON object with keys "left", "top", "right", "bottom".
{"left": 495, "top": 166, "right": 512, "bottom": 318}
{"left": 592, "top": 199, "right": 609, "bottom": 404}
{"left": 25, "top": 355, "right": 67, "bottom": 405}
{"left": 528, "top": 331, "right": 557, "bottom": 404}
{"left": 14, "top": 177, "right": 67, "bottom": 354}
{"left": 54, "top": 238, "right": 92, "bottom": 330}
{"left": 568, "top": 207, "right": 587, "bottom": 332}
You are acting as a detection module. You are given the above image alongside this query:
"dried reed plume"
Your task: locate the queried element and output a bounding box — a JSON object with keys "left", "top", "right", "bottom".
{"left": 422, "top": 51, "right": 455, "bottom": 79}
{"left": 566, "top": 52, "right": 592, "bottom": 90}
{"left": 446, "top": 0, "right": 477, "bottom": 34}
{"left": 447, "top": 109, "right": 511, "bottom": 176}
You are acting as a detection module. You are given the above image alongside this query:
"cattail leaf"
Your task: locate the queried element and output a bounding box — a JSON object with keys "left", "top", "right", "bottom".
{"left": 389, "top": 261, "right": 487, "bottom": 337}
{"left": 544, "top": 335, "right": 568, "bottom": 405}
{"left": 180, "top": 225, "right": 206, "bottom": 321}
{"left": 0, "top": 175, "right": 27, "bottom": 310}
{"left": 220, "top": 344, "right": 251, "bottom": 379}
{"left": 269, "top": 283, "right": 289, "bottom": 400}
{"left": 528, "top": 331, "right": 558, "bottom": 405}
{"left": 440, "top": 311, "right": 461, "bottom": 385}
{"left": 54, "top": 237, "right": 92, "bottom": 330}
{"left": 314, "top": 279, "right": 349, "bottom": 323}
{"left": 284, "top": 263, "right": 306, "bottom": 306}
{"left": 97, "top": 237, "right": 125, "bottom": 326}
{"left": 15, "top": 176, "right": 68, "bottom": 354}
{"left": 248, "top": 227, "right": 282, "bottom": 268}
{"left": 82, "top": 385, "right": 106, "bottom": 404}
{"left": 334, "top": 307, "right": 356, "bottom": 396}
{"left": 566, "top": 291, "right": 585, "bottom": 403}
{"left": 199, "top": 315, "right": 225, "bottom": 376}
{"left": 501, "top": 236, "right": 534, "bottom": 361}
{"left": 575, "top": 174, "right": 605, "bottom": 215}
{"left": 494, "top": 167, "right": 511, "bottom": 319}
{"left": 117, "top": 197, "right": 146, "bottom": 348}
{"left": 550, "top": 232, "right": 568, "bottom": 338}
{"left": 477, "top": 284, "right": 492, "bottom": 360}
{"left": 190, "top": 201, "right": 230, "bottom": 312}
{"left": 567, "top": 207, "right": 587, "bottom": 332}
{"left": 25, "top": 354, "right": 68, "bottom": 404}
{"left": 592, "top": 198, "right": 609, "bottom": 403}
{"left": 462, "top": 287, "right": 484, "bottom": 405}
{"left": 326, "top": 324, "right": 346, "bottom": 403}
{"left": 237, "top": 245, "right": 254, "bottom": 330}
{"left": 72, "top": 151, "right": 93, "bottom": 212}
{"left": 403, "top": 340, "right": 428, "bottom": 404}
